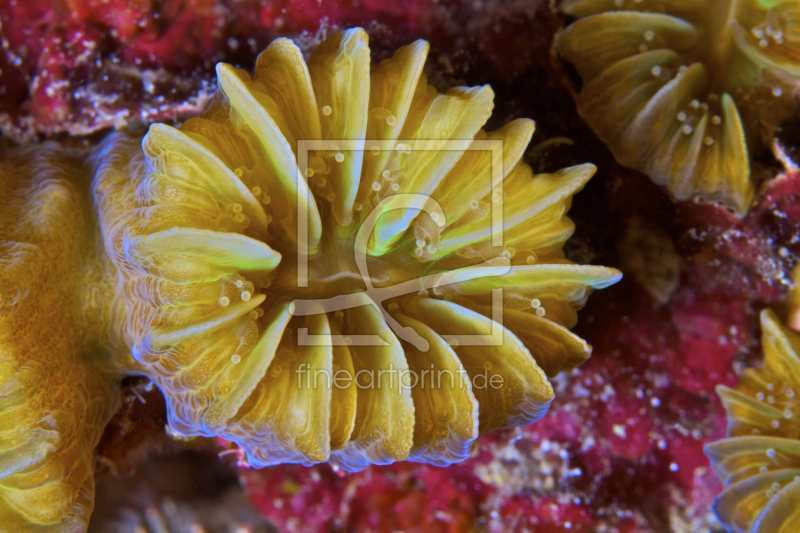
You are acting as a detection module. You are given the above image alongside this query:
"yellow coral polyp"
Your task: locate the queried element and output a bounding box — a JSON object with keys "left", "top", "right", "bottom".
{"left": 91, "top": 28, "right": 621, "bottom": 472}
{"left": 0, "top": 145, "right": 118, "bottom": 532}
{"left": 556, "top": 0, "right": 800, "bottom": 215}
{"left": 706, "top": 310, "right": 800, "bottom": 532}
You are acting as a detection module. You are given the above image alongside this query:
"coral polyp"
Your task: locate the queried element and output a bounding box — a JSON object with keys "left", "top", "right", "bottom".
{"left": 0, "top": 146, "right": 118, "bottom": 532}
{"left": 706, "top": 310, "right": 800, "bottom": 532}
{"left": 556, "top": 0, "right": 800, "bottom": 214}
{"left": 93, "top": 28, "right": 621, "bottom": 472}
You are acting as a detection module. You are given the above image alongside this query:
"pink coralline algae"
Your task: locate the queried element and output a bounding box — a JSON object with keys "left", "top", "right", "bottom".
{"left": 0, "top": 0, "right": 552, "bottom": 142}
{"left": 0, "top": 0, "right": 431, "bottom": 140}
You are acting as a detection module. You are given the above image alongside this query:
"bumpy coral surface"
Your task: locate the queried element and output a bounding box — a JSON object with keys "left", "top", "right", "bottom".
{"left": 556, "top": 0, "right": 800, "bottom": 214}
{"left": 706, "top": 310, "right": 800, "bottom": 532}
{"left": 92, "top": 28, "right": 620, "bottom": 473}
{"left": 0, "top": 145, "right": 118, "bottom": 532}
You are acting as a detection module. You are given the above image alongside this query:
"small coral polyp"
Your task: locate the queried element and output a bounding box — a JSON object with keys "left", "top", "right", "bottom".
{"left": 706, "top": 310, "right": 800, "bottom": 532}
{"left": 93, "top": 28, "right": 620, "bottom": 472}
{"left": 557, "top": 0, "right": 800, "bottom": 215}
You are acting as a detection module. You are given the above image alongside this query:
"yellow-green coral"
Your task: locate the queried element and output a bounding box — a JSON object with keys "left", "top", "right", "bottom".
{"left": 92, "top": 28, "right": 621, "bottom": 472}
{"left": 556, "top": 0, "right": 800, "bottom": 214}
{"left": 0, "top": 145, "right": 118, "bottom": 532}
{"left": 706, "top": 310, "right": 800, "bottom": 532}
{"left": 0, "top": 28, "right": 622, "bottom": 528}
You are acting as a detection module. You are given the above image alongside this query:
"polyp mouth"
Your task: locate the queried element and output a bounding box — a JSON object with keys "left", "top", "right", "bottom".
{"left": 267, "top": 191, "right": 459, "bottom": 303}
